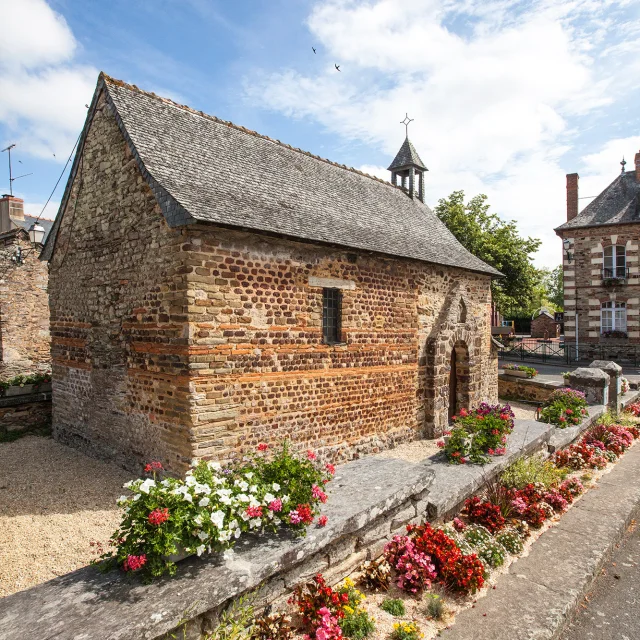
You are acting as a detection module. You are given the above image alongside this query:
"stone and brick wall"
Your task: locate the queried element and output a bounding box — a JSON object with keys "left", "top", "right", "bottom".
{"left": 0, "top": 391, "right": 52, "bottom": 438}
{"left": 48, "top": 92, "right": 497, "bottom": 474}
{"left": 530, "top": 313, "right": 559, "bottom": 339}
{"left": 558, "top": 224, "right": 640, "bottom": 345}
{"left": 0, "top": 231, "right": 50, "bottom": 381}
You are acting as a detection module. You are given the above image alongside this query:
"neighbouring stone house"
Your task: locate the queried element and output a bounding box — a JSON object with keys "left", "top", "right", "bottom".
{"left": 555, "top": 154, "right": 640, "bottom": 351}
{"left": 530, "top": 310, "right": 559, "bottom": 339}
{"left": 42, "top": 73, "right": 500, "bottom": 473}
{"left": 0, "top": 195, "right": 53, "bottom": 381}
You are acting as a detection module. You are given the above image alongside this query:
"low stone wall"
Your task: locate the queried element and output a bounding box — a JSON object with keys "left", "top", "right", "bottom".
{"left": 0, "top": 391, "right": 51, "bottom": 437}
{"left": 2, "top": 392, "right": 638, "bottom": 640}
{"left": 498, "top": 373, "right": 563, "bottom": 403}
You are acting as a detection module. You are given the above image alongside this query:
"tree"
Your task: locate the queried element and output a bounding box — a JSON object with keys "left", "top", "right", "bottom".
{"left": 434, "top": 191, "right": 542, "bottom": 315}
{"left": 541, "top": 265, "right": 563, "bottom": 310}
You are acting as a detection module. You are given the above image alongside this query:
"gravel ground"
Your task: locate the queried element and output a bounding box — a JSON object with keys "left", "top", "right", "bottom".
{"left": 0, "top": 435, "right": 130, "bottom": 597}
{"left": 503, "top": 400, "right": 538, "bottom": 421}
{"left": 375, "top": 439, "right": 442, "bottom": 463}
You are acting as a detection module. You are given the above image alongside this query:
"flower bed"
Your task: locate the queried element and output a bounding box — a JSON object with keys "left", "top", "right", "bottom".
{"left": 501, "top": 364, "right": 538, "bottom": 378}
{"left": 97, "top": 443, "right": 333, "bottom": 580}
{"left": 237, "top": 411, "right": 640, "bottom": 640}
{"left": 437, "top": 404, "right": 514, "bottom": 465}
{"left": 0, "top": 371, "right": 52, "bottom": 396}
{"left": 538, "top": 388, "right": 588, "bottom": 427}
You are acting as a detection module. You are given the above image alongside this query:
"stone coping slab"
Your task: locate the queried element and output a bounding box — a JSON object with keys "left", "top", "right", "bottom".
{"left": 444, "top": 430, "right": 640, "bottom": 640}
{"left": 0, "top": 455, "right": 433, "bottom": 640}
{"left": 0, "top": 391, "right": 51, "bottom": 408}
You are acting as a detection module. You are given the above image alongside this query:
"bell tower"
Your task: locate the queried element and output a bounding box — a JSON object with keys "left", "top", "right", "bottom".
{"left": 388, "top": 114, "right": 428, "bottom": 202}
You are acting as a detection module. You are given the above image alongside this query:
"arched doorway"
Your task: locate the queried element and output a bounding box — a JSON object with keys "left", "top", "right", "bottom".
{"left": 448, "top": 340, "right": 470, "bottom": 422}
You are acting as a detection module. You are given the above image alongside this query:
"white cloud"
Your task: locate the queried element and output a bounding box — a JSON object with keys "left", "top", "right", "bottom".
{"left": 246, "top": 0, "right": 638, "bottom": 268}
{"left": 0, "top": 0, "right": 97, "bottom": 159}
{"left": 22, "top": 199, "right": 59, "bottom": 221}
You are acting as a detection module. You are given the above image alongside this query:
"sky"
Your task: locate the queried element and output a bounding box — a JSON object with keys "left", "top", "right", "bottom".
{"left": 1, "top": 0, "right": 640, "bottom": 268}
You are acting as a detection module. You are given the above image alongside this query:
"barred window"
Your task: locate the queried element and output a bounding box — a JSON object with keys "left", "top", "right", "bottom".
{"left": 322, "top": 288, "right": 342, "bottom": 344}
{"left": 601, "top": 301, "right": 626, "bottom": 333}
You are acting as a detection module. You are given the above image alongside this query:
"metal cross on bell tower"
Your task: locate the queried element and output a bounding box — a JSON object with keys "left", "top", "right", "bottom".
{"left": 400, "top": 113, "right": 414, "bottom": 139}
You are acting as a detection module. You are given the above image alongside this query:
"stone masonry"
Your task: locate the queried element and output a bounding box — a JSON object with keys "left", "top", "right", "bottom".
{"left": 46, "top": 81, "right": 497, "bottom": 474}
{"left": 0, "top": 225, "right": 50, "bottom": 380}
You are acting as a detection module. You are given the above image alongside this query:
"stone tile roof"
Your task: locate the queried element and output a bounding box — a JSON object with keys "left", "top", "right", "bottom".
{"left": 43, "top": 74, "right": 499, "bottom": 276}
{"left": 556, "top": 171, "right": 640, "bottom": 232}
{"left": 387, "top": 137, "right": 427, "bottom": 171}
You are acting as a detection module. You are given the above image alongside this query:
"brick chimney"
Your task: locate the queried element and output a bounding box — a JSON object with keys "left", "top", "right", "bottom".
{"left": 635, "top": 150, "right": 640, "bottom": 182}
{"left": 566, "top": 173, "right": 579, "bottom": 222}
{"left": 0, "top": 195, "right": 25, "bottom": 234}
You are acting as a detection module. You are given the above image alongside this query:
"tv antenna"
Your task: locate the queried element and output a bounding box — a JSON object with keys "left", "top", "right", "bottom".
{"left": 1, "top": 144, "right": 32, "bottom": 196}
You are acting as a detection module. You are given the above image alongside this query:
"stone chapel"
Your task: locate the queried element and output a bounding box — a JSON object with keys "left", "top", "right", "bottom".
{"left": 42, "top": 73, "right": 499, "bottom": 472}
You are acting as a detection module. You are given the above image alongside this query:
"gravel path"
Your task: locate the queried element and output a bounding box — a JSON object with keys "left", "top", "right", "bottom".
{"left": 0, "top": 435, "right": 130, "bottom": 597}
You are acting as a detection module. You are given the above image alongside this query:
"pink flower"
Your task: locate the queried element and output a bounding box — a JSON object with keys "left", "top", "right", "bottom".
{"left": 289, "top": 510, "right": 302, "bottom": 524}
{"left": 312, "top": 485, "right": 328, "bottom": 503}
{"left": 257, "top": 443, "right": 269, "bottom": 451}
{"left": 268, "top": 499, "right": 283, "bottom": 512}
{"left": 325, "top": 463, "right": 336, "bottom": 475}
{"left": 453, "top": 517, "right": 466, "bottom": 531}
{"left": 459, "top": 408, "right": 469, "bottom": 417}
{"left": 318, "top": 515, "right": 328, "bottom": 527}
{"left": 306, "top": 450, "right": 317, "bottom": 461}
{"left": 436, "top": 440, "right": 445, "bottom": 449}
{"left": 123, "top": 554, "right": 147, "bottom": 572}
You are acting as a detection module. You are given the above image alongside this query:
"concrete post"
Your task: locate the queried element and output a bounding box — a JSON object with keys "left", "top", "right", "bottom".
{"left": 568, "top": 367, "right": 609, "bottom": 406}
{"left": 589, "top": 360, "right": 623, "bottom": 412}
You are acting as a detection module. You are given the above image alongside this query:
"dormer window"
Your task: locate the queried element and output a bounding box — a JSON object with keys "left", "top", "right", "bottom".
{"left": 603, "top": 245, "right": 627, "bottom": 279}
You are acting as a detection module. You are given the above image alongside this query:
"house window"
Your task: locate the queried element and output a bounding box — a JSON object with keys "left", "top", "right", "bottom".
{"left": 603, "top": 245, "right": 626, "bottom": 278}
{"left": 601, "top": 301, "right": 626, "bottom": 333}
{"left": 322, "top": 288, "right": 342, "bottom": 344}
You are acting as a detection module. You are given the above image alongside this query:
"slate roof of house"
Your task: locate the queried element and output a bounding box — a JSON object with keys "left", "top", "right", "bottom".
{"left": 43, "top": 74, "right": 499, "bottom": 276}
{"left": 387, "top": 137, "right": 428, "bottom": 172}
{"left": 16, "top": 215, "right": 54, "bottom": 242}
{"left": 555, "top": 171, "right": 640, "bottom": 232}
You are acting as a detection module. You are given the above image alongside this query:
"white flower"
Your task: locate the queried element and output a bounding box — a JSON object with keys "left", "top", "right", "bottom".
{"left": 183, "top": 492, "right": 193, "bottom": 503}
{"left": 190, "top": 458, "right": 199, "bottom": 467}
{"left": 272, "top": 483, "right": 280, "bottom": 491}
{"left": 250, "top": 485, "right": 258, "bottom": 493}
{"left": 237, "top": 493, "right": 250, "bottom": 503}
{"left": 133, "top": 494, "right": 141, "bottom": 501}
{"left": 223, "top": 548, "right": 235, "bottom": 560}
{"left": 198, "top": 497, "right": 210, "bottom": 507}
{"left": 245, "top": 472, "right": 254, "bottom": 479}
{"left": 196, "top": 544, "right": 206, "bottom": 556}
{"left": 282, "top": 495, "right": 290, "bottom": 504}
{"left": 235, "top": 480, "right": 249, "bottom": 492}
{"left": 123, "top": 481, "right": 134, "bottom": 489}
{"left": 197, "top": 531, "right": 209, "bottom": 541}
{"left": 211, "top": 510, "right": 225, "bottom": 528}
{"left": 185, "top": 475, "right": 197, "bottom": 486}
{"left": 194, "top": 483, "right": 211, "bottom": 495}
{"left": 234, "top": 528, "right": 241, "bottom": 539}
{"left": 264, "top": 493, "right": 275, "bottom": 503}
{"left": 219, "top": 530, "right": 232, "bottom": 543}
{"left": 240, "top": 511, "right": 250, "bottom": 521}
{"left": 139, "top": 478, "right": 156, "bottom": 494}
{"left": 161, "top": 479, "right": 171, "bottom": 487}
{"left": 208, "top": 461, "right": 222, "bottom": 471}
{"left": 117, "top": 495, "right": 129, "bottom": 504}
{"left": 194, "top": 515, "right": 203, "bottom": 525}
{"left": 229, "top": 519, "right": 239, "bottom": 529}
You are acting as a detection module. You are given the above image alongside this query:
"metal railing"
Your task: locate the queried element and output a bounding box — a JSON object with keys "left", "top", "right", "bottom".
{"left": 498, "top": 341, "right": 640, "bottom": 367}
{"left": 602, "top": 266, "right": 630, "bottom": 279}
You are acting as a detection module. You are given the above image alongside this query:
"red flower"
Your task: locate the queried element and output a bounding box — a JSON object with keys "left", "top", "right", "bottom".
{"left": 325, "top": 463, "right": 336, "bottom": 475}
{"left": 565, "top": 409, "right": 573, "bottom": 415}
{"left": 459, "top": 407, "right": 469, "bottom": 417}
{"left": 437, "top": 441, "right": 445, "bottom": 449}
{"left": 257, "top": 443, "right": 269, "bottom": 451}
{"left": 312, "top": 485, "right": 328, "bottom": 503}
{"left": 144, "top": 461, "right": 163, "bottom": 473}
{"left": 148, "top": 507, "right": 170, "bottom": 526}
{"left": 317, "top": 515, "right": 328, "bottom": 527}
{"left": 246, "top": 505, "right": 263, "bottom": 518}
{"left": 295, "top": 503, "right": 314, "bottom": 525}
{"left": 123, "top": 554, "right": 147, "bottom": 572}
{"left": 306, "top": 450, "right": 317, "bottom": 461}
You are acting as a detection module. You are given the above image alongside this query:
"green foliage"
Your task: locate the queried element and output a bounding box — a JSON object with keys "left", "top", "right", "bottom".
{"left": 477, "top": 540, "right": 507, "bottom": 568}
{"left": 206, "top": 594, "right": 255, "bottom": 640}
{"left": 502, "top": 364, "right": 538, "bottom": 378}
{"left": 424, "top": 593, "right": 446, "bottom": 620}
{"left": 380, "top": 598, "right": 405, "bottom": 617}
{"left": 434, "top": 191, "right": 541, "bottom": 313}
{"left": 495, "top": 528, "right": 524, "bottom": 555}
{"left": 501, "top": 456, "right": 566, "bottom": 490}
{"left": 390, "top": 622, "right": 422, "bottom": 640}
{"left": 539, "top": 389, "right": 588, "bottom": 428}
{"left": 0, "top": 371, "right": 51, "bottom": 391}
{"left": 341, "top": 609, "right": 375, "bottom": 639}
{"left": 463, "top": 524, "right": 492, "bottom": 547}
{"left": 541, "top": 266, "right": 564, "bottom": 309}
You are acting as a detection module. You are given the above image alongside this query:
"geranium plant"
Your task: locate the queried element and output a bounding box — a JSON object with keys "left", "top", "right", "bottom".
{"left": 539, "top": 388, "right": 588, "bottom": 428}
{"left": 100, "top": 443, "right": 333, "bottom": 580}
{"left": 502, "top": 364, "right": 538, "bottom": 378}
{"left": 439, "top": 404, "right": 514, "bottom": 465}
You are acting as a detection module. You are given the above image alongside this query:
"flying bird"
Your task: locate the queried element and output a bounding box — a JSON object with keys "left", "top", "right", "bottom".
{"left": 335, "top": 64, "right": 341, "bottom": 72}
{"left": 52, "top": 153, "right": 56, "bottom": 157}
{"left": 312, "top": 47, "right": 316, "bottom": 54}
{"left": 18, "top": 160, "right": 22, "bottom": 164}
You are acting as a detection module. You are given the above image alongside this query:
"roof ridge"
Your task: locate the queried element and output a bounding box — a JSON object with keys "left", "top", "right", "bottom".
{"left": 100, "top": 73, "right": 403, "bottom": 193}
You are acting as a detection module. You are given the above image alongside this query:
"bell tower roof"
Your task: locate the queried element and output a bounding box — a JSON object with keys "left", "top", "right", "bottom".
{"left": 387, "top": 137, "right": 427, "bottom": 172}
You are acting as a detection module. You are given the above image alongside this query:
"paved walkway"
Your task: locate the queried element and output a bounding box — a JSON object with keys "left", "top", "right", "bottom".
{"left": 560, "top": 521, "right": 640, "bottom": 640}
